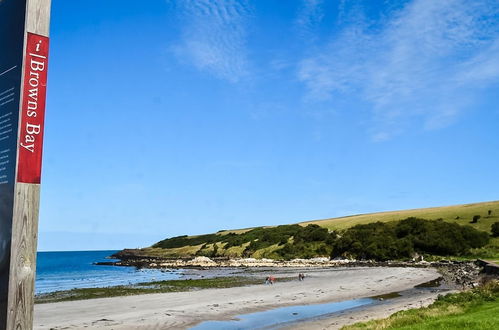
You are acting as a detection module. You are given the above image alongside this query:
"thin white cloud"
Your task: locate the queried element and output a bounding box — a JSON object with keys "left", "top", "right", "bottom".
{"left": 296, "top": 0, "right": 324, "bottom": 37}
{"left": 455, "top": 39, "right": 499, "bottom": 85}
{"left": 171, "top": 0, "right": 251, "bottom": 83}
{"left": 298, "top": 0, "right": 499, "bottom": 139}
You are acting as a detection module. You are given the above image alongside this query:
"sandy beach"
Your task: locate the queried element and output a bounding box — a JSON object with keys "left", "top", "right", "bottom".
{"left": 34, "top": 267, "right": 443, "bottom": 330}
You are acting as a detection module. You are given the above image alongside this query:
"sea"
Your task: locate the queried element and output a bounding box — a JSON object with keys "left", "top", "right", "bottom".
{"left": 35, "top": 250, "right": 182, "bottom": 294}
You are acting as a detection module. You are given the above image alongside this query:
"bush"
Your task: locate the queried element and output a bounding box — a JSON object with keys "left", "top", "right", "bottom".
{"left": 154, "top": 224, "right": 336, "bottom": 259}
{"left": 277, "top": 241, "right": 331, "bottom": 260}
{"left": 153, "top": 234, "right": 220, "bottom": 248}
{"left": 331, "top": 222, "right": 414, "bottom": 261}
{"left": 331, "top": 218, "right": 489, "bottom": 260}
{"left": 492, "top": 222, "right": 499, "bottom": 237}
{"left": 294, "top": 224, "right": 329, "bottom": 243}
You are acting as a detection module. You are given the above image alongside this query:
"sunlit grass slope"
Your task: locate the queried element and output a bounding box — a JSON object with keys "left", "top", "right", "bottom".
{"left": 300, "top": 200, "right": 499, "bottom": 232}
{"left": 136, "top": 200, "right": 499, "bottom": 260}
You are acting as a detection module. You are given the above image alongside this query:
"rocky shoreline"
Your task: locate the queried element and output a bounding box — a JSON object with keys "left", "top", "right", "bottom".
{"left": 96, "top": 250, "right": 492, "bottom": 289}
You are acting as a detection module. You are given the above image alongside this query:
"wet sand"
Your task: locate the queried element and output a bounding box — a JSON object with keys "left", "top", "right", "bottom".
{"left": 283, "top": 287, "right": 452, "bottom": 329}
{"left": 34, "top": 267, "right": 441, "bottom": 330}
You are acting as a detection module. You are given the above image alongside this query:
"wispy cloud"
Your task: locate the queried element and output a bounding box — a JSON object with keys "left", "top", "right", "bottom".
{"left": 296, "top": 0, "right": 324, "bottom": 38}
{"left": 171, "top": 0, "right": 251, "bottom": 83}
{"left": 298, "top": 0, "right": 499, "bottom": 140}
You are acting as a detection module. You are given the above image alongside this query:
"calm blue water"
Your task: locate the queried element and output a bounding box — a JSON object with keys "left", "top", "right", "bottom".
{"left": 191, "top": 298, "right": 374, "bottom": 329}
{"left": 35, "top": 250, "right": 182, "bottom": 294}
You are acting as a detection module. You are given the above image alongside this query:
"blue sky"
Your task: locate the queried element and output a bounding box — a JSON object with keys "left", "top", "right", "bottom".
{"left": 39, "top": 0, "right": 499, "bottom": 251}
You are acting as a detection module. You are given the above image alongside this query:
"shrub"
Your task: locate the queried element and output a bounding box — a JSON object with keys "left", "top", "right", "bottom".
{"left": 492, "top": 222, "right": 499, "bottom": 237}
{"left": 294, "top": 224, "right": 329, "bottom": 243}
{"left": 153, "top": 234, "right": 220, "bottom": 249}
{"left": 331, "top": 218, "right": 489, "bottom": 260}
{"left": 277, "top": 241, "right": 331, "bottom": 260}
{"left": 155, "top": 223, "right": 335, "bottom": 258}
{"left": 331, "top": 222, "right": 414, "bottom": 261}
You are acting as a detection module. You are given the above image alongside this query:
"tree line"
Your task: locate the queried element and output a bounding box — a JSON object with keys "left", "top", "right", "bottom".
{"left": 153, "top": 218, "right": 491, "bottom": 261}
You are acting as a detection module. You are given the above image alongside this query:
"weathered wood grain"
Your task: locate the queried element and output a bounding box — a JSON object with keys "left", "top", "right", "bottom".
{"left": 6, "top": 184, "right": 40, "bottom": 330}
{"left": 6, "top": 1, "right": 51, "bottom": 329}
{"left": 26, "top": 0, "right": 51, "bottom": 36}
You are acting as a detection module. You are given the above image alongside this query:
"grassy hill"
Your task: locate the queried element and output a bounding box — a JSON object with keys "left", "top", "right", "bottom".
{"left": 131, "top": 201, "right": 499, "bottom": 261}
{"left": 300, "top": 200, "right": 499, "bottom": 232}
{"left": 302, "top": 200, "right": 499, "bottom": 262}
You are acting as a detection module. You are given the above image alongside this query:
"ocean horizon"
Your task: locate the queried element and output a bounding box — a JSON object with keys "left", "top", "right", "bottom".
{"left": 35, "top": 250, "right": 181, "bottom": 294}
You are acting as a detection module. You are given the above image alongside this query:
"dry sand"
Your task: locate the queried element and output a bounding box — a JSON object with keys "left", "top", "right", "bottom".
{"left": 34, "top": 267, "right": 442, "bottom": 330}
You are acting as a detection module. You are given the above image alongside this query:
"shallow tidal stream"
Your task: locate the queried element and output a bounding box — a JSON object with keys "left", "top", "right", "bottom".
{"left": 190, "top": 298, "right": 375, "bottom": 329}
{"left": 190, "top": 277, "right": 449, "bottom": 330}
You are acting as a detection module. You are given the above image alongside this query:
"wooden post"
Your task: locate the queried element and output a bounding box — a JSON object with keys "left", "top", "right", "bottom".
{"left": 0, "top": 1, "right": 51, "bottom": 329}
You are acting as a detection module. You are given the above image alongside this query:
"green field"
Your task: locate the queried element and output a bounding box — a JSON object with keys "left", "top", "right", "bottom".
{"left": 343, "top": 280, "right": 499, "bottom": 330}
{"left": 300, "top": 200, "right": 499, "bottom": 232}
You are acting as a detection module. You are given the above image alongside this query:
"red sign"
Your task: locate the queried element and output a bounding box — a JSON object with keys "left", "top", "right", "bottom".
{"left": 17, "top": 33, "right": 49, "bottom": 184}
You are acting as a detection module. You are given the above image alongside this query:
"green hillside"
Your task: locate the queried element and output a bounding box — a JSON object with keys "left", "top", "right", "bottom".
{"left": 299, "top": 200, "right": 499, "bottom": 232}
{"left": 301, "top": 200, "right": 499, "bottom": 262}
{"left": 133, "top": 201, "right": 499, "bottom": 261}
